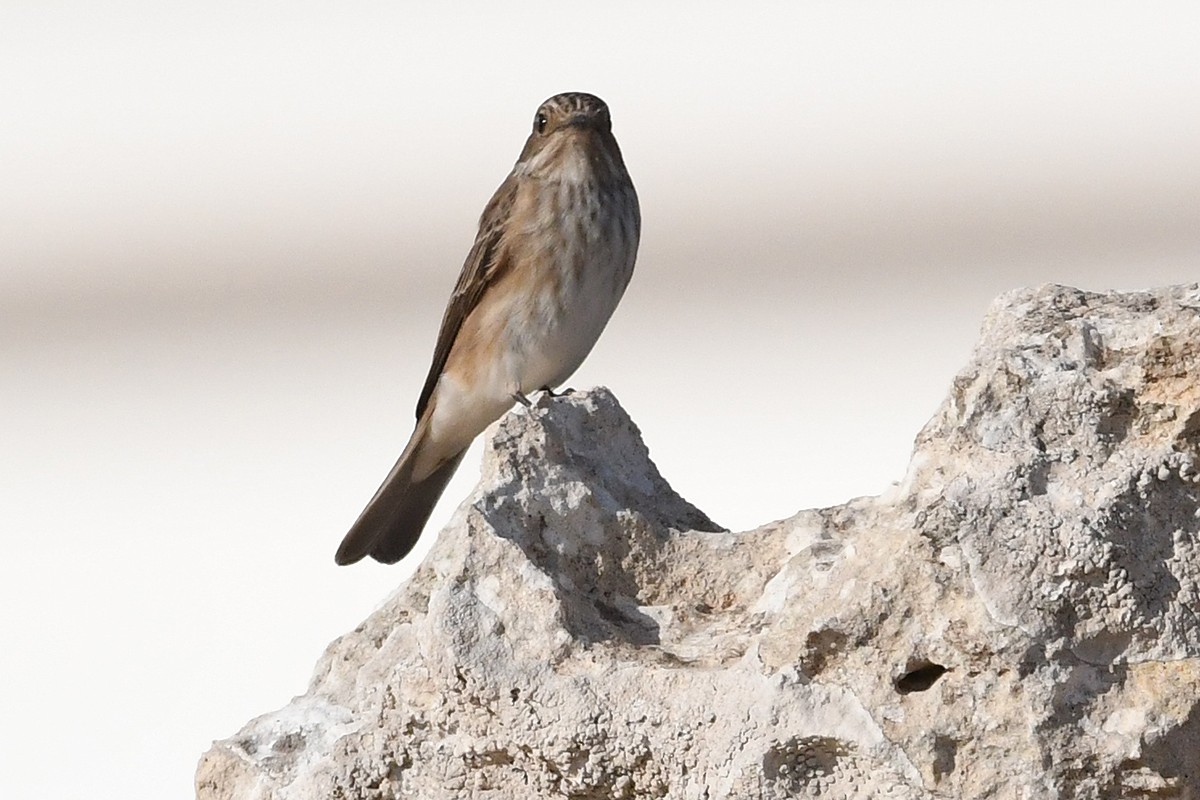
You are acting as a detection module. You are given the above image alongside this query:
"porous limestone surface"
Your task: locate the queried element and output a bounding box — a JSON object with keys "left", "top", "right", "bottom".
{"left": 197, "top": 285, "right": 1200, "bottom": 799}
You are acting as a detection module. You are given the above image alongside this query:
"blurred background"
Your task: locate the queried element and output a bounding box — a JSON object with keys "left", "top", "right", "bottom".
{"left": 2, "top": 2, "right": 1198, "bottom": 797}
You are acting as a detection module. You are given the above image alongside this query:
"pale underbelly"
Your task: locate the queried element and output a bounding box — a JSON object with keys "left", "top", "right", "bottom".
{"left": 425, "top": 253, "right": 630, "bottom": 461}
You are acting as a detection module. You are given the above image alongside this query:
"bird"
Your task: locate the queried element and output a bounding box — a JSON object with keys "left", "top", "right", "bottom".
{"left": 335, "top": 92, "right": 640, "bottom": 565}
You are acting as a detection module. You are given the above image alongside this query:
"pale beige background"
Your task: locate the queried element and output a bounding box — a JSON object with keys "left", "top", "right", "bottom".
{"left": 3, "top": 3, "right": 1199, "bottom": 798}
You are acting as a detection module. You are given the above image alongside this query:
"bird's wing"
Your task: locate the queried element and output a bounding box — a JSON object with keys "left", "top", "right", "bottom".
{"left": 415, "top": 173, "right": 520, "bottom": 419}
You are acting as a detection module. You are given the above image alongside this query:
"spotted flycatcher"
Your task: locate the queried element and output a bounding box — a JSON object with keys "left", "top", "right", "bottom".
{"left": 335, "top": 92, "right": 640, "bottom": 565}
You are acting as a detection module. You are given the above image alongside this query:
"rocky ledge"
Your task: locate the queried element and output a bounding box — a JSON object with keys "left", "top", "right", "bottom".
{"left": 197, "top": 285, "right": 1200, "bottom": 799}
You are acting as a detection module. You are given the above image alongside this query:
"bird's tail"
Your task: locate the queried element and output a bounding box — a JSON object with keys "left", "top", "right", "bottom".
{"left": 334, "top": 417, "right": 467, "bottom": 566}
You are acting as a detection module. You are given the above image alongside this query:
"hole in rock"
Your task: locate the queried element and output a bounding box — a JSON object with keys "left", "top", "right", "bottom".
{"left": 895, "top": 661, "right": 948, "bottom": 694}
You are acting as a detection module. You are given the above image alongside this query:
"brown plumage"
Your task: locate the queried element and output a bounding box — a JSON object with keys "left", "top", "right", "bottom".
{"left": 335, "top": 92, "right": 640, "bottom": 565}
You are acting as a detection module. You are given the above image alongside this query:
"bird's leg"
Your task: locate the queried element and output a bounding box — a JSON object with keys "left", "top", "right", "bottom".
{"left": 511, "top": 391, "right": 532, "bottom": 408}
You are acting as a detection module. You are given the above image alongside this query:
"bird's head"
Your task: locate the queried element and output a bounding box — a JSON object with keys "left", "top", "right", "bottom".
{"left": 515, "top": 92, "right": 622, "bottom": 180}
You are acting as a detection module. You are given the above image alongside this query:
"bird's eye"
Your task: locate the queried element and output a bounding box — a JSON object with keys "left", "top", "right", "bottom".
{"left": 535, "top": 113, "right": 548, "bottom": 134}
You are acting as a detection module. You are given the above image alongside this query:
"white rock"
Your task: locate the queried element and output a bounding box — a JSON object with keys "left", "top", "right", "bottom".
{"left": 198, "top": 284, "right": 1200, "bottom": 799}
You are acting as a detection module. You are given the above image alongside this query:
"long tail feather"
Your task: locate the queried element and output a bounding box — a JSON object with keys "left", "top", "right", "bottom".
{"left": 334, "top": 418, "right": 466, "bottom": 565}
